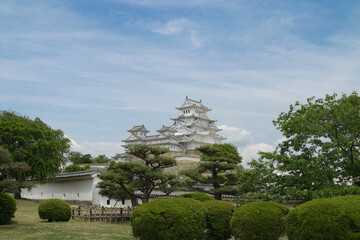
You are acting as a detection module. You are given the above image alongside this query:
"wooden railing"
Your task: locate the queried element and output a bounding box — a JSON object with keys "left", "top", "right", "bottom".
{"left": 71, "top": 205, "right": 134, "bottom": 223}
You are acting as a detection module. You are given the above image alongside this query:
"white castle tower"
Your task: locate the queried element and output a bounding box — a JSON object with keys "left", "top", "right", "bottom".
{"left": 122, "top": 97, "right": 226, "bottom": 160}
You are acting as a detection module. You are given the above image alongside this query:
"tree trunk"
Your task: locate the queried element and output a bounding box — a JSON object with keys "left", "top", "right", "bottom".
{"left": 131, "top": 196, "right": 139, "bottom": 207}
{"left": 14, "top": 187, "right": 23, "bottom": 199}
{"left": 214, "top": 192, "right": 222, "bottom": 200}
{"left": 142, "top": 196, "right": 149, "bottom": 204}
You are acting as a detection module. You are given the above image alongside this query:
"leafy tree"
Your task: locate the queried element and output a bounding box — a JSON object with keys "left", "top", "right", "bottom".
{"left": 97, "top": 168, "right": 134, "bottom": 206}
{"left": 67, "top": 151, "right": 92, "bottom": 164}
{"left": 236, "top": 158, "right": 278, "bottom": 203}
{"left": 0, "top": 111, "right": 70, "bottom": 184}
{"left": 97, "top": 145, "right": 178, "bottom": 206}
{"left": 181, "top": 143, "right": 242, "bottom": 200}
{"left": 64, "top": 164, "right": 90, "bottom": 173}
{"left": 243, "top": 92, "right": 360, "bottom": 201}
{"left": 273, "top": 92, "right": 360, "bottom": 186}
{"left": 0, "top": 146, "right": 30, "bottom": 194}
{"left": 92, "top": 154, "right": 109, "bottom": 163}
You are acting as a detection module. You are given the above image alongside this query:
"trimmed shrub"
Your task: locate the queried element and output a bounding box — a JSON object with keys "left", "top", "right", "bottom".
{"left": 286, "top": 195, "right": 360, "bottom": 240}
{"left": 38, "top": 198, "right": 71, "bottom": 222}
{"left": 203, "top": 200, "right": 235, "bottom": 240}
{"left": 131, "top": 198, "right": 206, "bottom": 240}
{"left": 230, "top": 201, "right": 290, "bottom": 240}
{"left": 176, "top": 192, "right": 215, "bottom": 202}
{"left": 0, "top": 193, "right": 17, "bottom": 225}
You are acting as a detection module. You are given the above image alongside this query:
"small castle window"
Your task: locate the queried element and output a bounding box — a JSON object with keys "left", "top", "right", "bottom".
{"left": 107, "top": 199, "right": 110, "bottom": 205}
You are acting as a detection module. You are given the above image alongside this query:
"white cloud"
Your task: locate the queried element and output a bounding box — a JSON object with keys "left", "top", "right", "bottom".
{"left": 239, "top": 143, "right": 275, "bottom": 167}
{"left": 153, "top": 18, "right": 190, "bottom": 35}
{"left": 190, "top": 30, "right": 202, "bottom": 48}
{"left": 218, "top": 124, "right": 252, "bottom": 144}
{"left": 70, "top": 138, "right": 124, "bottom": 158}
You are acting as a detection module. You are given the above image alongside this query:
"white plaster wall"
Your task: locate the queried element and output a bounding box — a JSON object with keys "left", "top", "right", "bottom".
{"left": 21, "top": 178, "right": 95, "bottom": 202}
{"left": 99, "top": 195, "right": 133, "bottom": 207}
{"left": 175, "top": 155, "right": 200, "bottom": 161}
{"left": 92, "top": 177, "right": 102, "bottom": 205}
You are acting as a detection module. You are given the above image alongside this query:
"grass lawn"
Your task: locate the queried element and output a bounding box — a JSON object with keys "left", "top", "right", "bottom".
{"left": 0, "top": 200, "right": 135, "bottom": 240}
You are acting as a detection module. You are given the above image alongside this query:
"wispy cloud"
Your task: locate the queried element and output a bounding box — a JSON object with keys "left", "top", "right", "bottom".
{"left": 1, "top": 0, "right": 360, "bottom": 158}
{"left": 218, "top": 125, "right": 252, "bottom": 145}
{"left": 70, "top": 138, "right": 124, "bottom": 158}
{"left": 153, "top": 18, "right": 190, "bottom": 35}
{"left": 190, "top": 30, "right": 202, "bottom": 48}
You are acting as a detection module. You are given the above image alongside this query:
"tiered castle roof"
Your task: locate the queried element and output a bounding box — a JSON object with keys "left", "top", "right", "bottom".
{"left": 122, "top": 97, "right": 225, "bottom": 153}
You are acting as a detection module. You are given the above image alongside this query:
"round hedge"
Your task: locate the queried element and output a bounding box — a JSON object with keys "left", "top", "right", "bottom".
{"left": 0, "top": 193, "right": 17, "bottom": 225}
{"left": 38, "top": 198, "right": 71, "bottom": 222}
{"left": 286, "top": 195, "right": 360, "bottom": 240}
{"left": 230, "top": 201, "right": 290, "bottom": 240}
{"left": 176, "top": 192, "right": 215, "bottom": 202}
{"left": 203, "top": 200, "right": 235, "bottom": 240}
{"left": 131, "top": 198, "right": 206, "bottom": 240}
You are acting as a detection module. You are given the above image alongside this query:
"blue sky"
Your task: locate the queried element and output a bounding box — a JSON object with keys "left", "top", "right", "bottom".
{"left": 1, "top": 0, "right": 360, "bottom": 164}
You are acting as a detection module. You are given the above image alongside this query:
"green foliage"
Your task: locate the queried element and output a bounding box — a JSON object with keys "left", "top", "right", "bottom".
{"left": 38, "top": 199, "right": 71, "bottom": 222}
{"left": 203, "top": 200, "right": 235, "bottom": 240}
{"left": 67, "top": 151, "right": 93, "bottom": 164}
{"left": 181, "top": 143, "right": 242, "bottom": 200}
{"left": 243, "top": 92, "right": 360, "bottom": 201}
{"left": 0, "top": 146, "right": 30, "bottom": 194}
{"left": 92, "top": 154, "right": 109, "bottom": 163}
{"left": 131, "top": 198, "right": 206, "bottom": 240}
{"left": 236, "top": 158, "right": 279, "bottom": 203}
{"left": 230, "top": 201, "right": 289, "bottom": 240}
{"left": 0, "top": 111, "right": 70, "bottom": 183}
{"left": 311, "top": 185, "right": 360, "bottom": 199}
{"left": 176, "top": 192, "right": 215, "bottom": 202}
{"left": 64, "top": 164, "right": 90, "bottom": 173}
{"left": 98, "top": 145, "right": 178, "bottom": 206}
{"left": 0, "top": 192, "right": 17, "bottom": 225}
{"left": 286, "top": 195, "right": 360, "bottom": 240}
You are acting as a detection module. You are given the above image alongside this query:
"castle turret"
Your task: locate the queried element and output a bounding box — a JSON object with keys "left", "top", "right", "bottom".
{"left": 122, "top": 97, "right": 226, "bottom": 158}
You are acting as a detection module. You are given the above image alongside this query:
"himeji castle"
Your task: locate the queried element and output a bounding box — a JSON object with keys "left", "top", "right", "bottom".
{"left": 122, "top": 97, "right": 226, "bottom": 161}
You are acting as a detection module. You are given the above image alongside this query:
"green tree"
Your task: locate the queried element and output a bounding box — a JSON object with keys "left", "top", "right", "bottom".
{"left": 97, "top": 168, "right": 134, "bottom": 206}
{"left": 64, "top": 164, "right": 90, "bottom": 173}
{"left": 245, "top": 92, "right": 360, "bottom": 201}
{"left": 181, "top": 143, "right": 242, "bottom": 200}
{"left": 236, "top": 158, "right": 278, "bottom": 203}
{"left": 0, "top": 146, "right": 30, "bottom": 194}
{"left": 0, "top": 111, "right": 70, "bottom": 184}
{"left": 274, "top": 92, "right": 360, "bottom": 185}
{"left": 97, "top": 145, "right": 178, "bottom": 206}
{"left": 92, "top": 154, "right": 109, "bottom": 163}
{"left": 67, "top": 151, "right": 93, "bottom": 164}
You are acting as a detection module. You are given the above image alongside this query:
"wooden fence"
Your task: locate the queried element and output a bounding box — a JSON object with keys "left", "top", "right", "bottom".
{"left": 71, "top": 206, "right": 134, "bottom": 223}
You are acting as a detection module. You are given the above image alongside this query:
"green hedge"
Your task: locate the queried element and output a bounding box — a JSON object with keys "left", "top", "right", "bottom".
{"left": 176, "top": 192, "right": 215, "bottom": 202}
{"left": 230, "top": 201, "right": 289, "bottom": 240}
{"left": 131, "top": 198, "right": 206, "bottom": 240}
{"left": 203, "top": 200, "right": 235, "bottom": 240}
{"left": 0, "top": 193, "right": 17, "bottom": 225}
{"left": 286, "top": 195, "right": 360, "bottom": 240}
{"left": 38, "top": 198, "right": 71, "bottom": 222}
